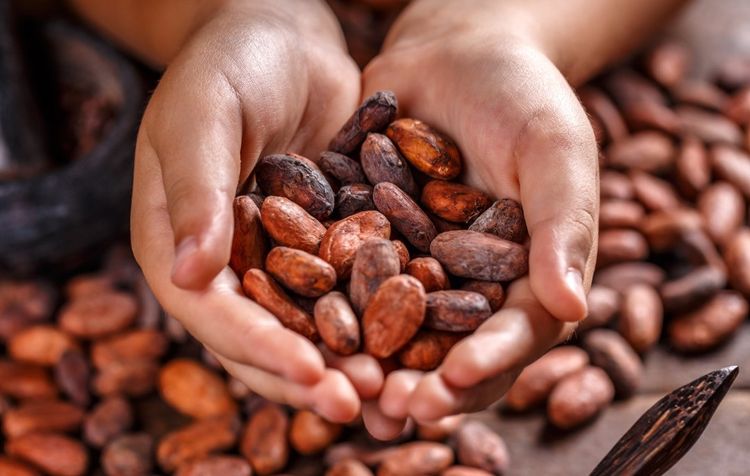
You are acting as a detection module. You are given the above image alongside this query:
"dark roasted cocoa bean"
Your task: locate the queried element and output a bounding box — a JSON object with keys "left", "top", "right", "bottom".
{"left": 675, "top": 136, "right": 710, "bottom": 197}
{"left": 54, "top": 350, "right": 90, "bottom": 407}
{"left": 330, "top": 91, "right": 398, "bottom": 155}
{"left": 84, "top": 396, "right": 133, "bottom": 448}
{"left": 337, "top": 184, "right": 375, "bottom": 218}
{"left": 660, "top": 266, "right": 726, "bottom": 313}
{"left": 319, "top": 151, "right": 367, "bottom": 186}
{"left": 580, "top": 285, "right": 620, "bottom": 331}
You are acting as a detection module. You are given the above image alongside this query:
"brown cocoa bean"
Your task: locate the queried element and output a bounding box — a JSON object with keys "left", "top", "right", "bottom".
{"left": 350, "top": 239, "right": 400, "bottom": 314}
{"left": 660, "top": 266, "right": 726, "bottom": 313}
{"left": 373, "top": 182, "right": 437, "bottom": 253}
{"left": 406, "top": 257, "right": 449, "bottom": 293}
{"left": 337, "top": 184, "right": 375, "bottom": 218}
{"left": 103, "top": 433, "right": 154, "bottom": 476}
{"left": 623, "top": 97, "right": 682, "bottom": 133}
{"left": 619, "top": 284, "right": 663, "bottom": 353}
{"left": 386, "top": 118, "right": 462, "bottom": 180}
{"left": 8, "top": 325, "right": 78, "bottom": 366}
{"left": 547, "top": 366, "right": 615, "bottom": 429}
{"left": 398, "top": 330, "right": 464, "bottom": 371}
{"left": 416, "top": 415, "right": 464, "bottom": 441}
{"left": 326, "top": 459, "right": 373, "bottom": 476}
{"left": 598, "top": 200, "right": 645, "bottom": 229}
{"left": 580, "top": 285, "right": 620, "bottom": 331}
{"left": 579, "top": 86, "right": 629, "bottom": 143}
{"left": 583, "top": 329, "right": 643, "bottom": 398}
{"left": 319, "top": 151, "right": 367, "bottom": 186}
{"left": 158, "top": 359, "right": 237, "bottom": 419}
{"left": 645, "top": 41, "right": 690, "bottom": 87}
{"left": 600, "top": 171, "right": 634, "bottom": 200}
{"left": 724, "top": 228, "right": 750, "bottom": 295}
{"left": 672, "top": 80, "right": 728, "bottom": 111}
{"left": 724, "top": 86, "right": 750, "bottom": 124}
{"left": 0, "top": 457, "right": 39, "bottom": 476}
{"left": 314, "top": 292, "right": 360, "bottom": 356}
{"left": 606, "top": 70, "right": 668, "bottom": 107}
{"left": 319, "top": 210, "right": 391, "bottom": 279}
{"left": 458, "top": 281, "right": 504, "bottom": 312}
{"left": 606, "top": 131, "right": 674, "bottom": 172}
{"left": 91, "top": 329, "right": 168, "bottom": 369}
{"left": 629, "top": 171, "right": 681, "bottom": 211}
{"left": 0, "top": 281, "right": 56, "bottom": 341}
{"left": 360, "top": 133, "right": 419, "bottom": 198}
{"left": 0, "top": 361, "right": 57, "bottom": 399}
{"left": 640, "top": 208, "right": 703, "bottom": 250}
{"left": 669, "top": 291, "right": 748, "bottom": 353}
{"left": 265, "top": 247, "right": 337, "bottom": 298}
{"left": 391, "top": 240, "right": 410, "bottom": 272}
{"left": 7, "top": 432, "right": 88, "bottom": 476}
{"left": 505, "top": 346, "right": 589, "bottom": 411}
{"left": 698, "top": 182, "right": 745, "bottom": 245}
{"left": 676, "top": 106, "right": 743, "bottom": 145}
{"left": 330, "top": 91, "right": 398, "bottom": 155}
{"left": 675, "top": 136, "right": 710, "bottom": 197}
{"left": 429, "top": 211, "right": 466, "bottom": 232}
{"left": 59, "top": 292, "right": 137, "bottom": 339}
{"left": 377, "top": 442, "right": 454, "bottom": 476}
{"left": 4, "top": 400, "right": 84, "bottom": 439}
{"left": 455, "top": 421, "right": 509, "bottom": 475}
{"left": 157, "top": 417, "right": 238, "bottom": 472}
{"left": 430, "top": 230, "right": 529, "bottom": 282}
{"left": 260, "top": 196, "right": 327, "bottom": 255}
{"left": 441, "top": 467, "right": 493, "bottom": 476}
{"left": 176, "top": 456, "right": 252, "bottom": 476}
{"left": 230, "top": 195, "right": 267, "bottom": 278}
{"left": 65, "top": 274, "right": 114, "bottom": 299}
{"left": 425, "top": 290, "right": 491, "bottom": 332}
{"left": 468, "top": 198, "right": 526, "bottom": 243}
{"left": 710, "top": 144, "right": 750, "bottom": 197}
{"left": 420, "top": 180, "right": 492, "bottom": 223}
{"left": 242, "top": 269, "right": 318, "bottom": 340}
{"left": 54, "top": 350, "right": 90, "bottom": 407}
{"left": 240, "top": 403, "right": 289, "bottom": 475}
{"left": 93, "top": 359, "right": 159, "bottom": 397}
{"left": 363, "top": 275, "right": 426, "bottom": 359}
{"left": 255, "top": 153, "right": 335, "bottom": 220}
{"left": 83, "top": 396, "right": 133, "bottom": 448}
{"left": 597, "top": 229, "right": 649, "bottom": 267}
{"left": 289, "top": 410, "right": 342, "bottom": 455}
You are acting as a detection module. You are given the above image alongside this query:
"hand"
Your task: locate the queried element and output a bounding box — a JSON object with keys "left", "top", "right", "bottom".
{"left": 360, "top": 0, "right": 599, "bottom": 437}
{"left": 131, "top": 0, "right": 382, "bottom": 423}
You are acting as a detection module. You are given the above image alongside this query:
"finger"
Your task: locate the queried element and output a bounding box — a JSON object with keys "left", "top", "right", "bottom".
{"left": 362, "top": 400, "right": 408, "bottom": 441}
{"left": 378, "top": 370, "right": 422, "bottom": 420}
{"left": 321, "top": 348, "right": 384, "bottom": 400}
{"left": 438, "top": 278, "right": 577, "bottom": 389}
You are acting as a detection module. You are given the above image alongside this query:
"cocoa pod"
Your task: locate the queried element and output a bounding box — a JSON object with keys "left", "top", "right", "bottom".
{"left": 266, "top": 247, "right": 337, "bottom": 298}
{"left": 386, "top": 118, "right": 462, "bottom": 180}
{"left": 441, "top": 467, "right": 493, "bottom": 476}
{"left": 0, "top": 361, "right": 57, "bottom": 399}
{"left": 406, "top": 257, "right": 449, "bottom": 293}
{"left": 377, "top": 442, "right": 454, "bottom": 476}
{"left": 640, "top": 208, "right": 703, "bottom": 251}
{"left": 580, "top": 285, "right": 620, "bottom": 331}
{"left": 319, "top": 151, "right": 367, "bottom": 186}
{"left": 59, "top": 292, "right": 137, "bottom": 339}
{"left": 644, "top": 40, "right": 690, "bottom": 87}
{"left": 4, "top": 400, "right": 84, "bottom": 439}
{"left": 157, "top": 416, "right": 238, "bottom": 472}
{"left": 392, "top": 240, "right": 410, "bottom": 272}
{"left": 672, "top": 80, "right": 728, "bottom": 111}
{"left": 93, "top": 359, "right": 159, "bottom": 397}
{"left": 600, "top": 171, "right": 634, "bottom": 200}
{"left": 398, "top": 330, "right": 464, "bottom": 371}
{"left": 330, "top": 91, "right": 398, "bottom": 155}
{"left": 606, "top": 131, "right": 674, "bottom": 172}
{"left": 363, "top": 275, "right": 426, "bottom": 359}
{"left": 242, "top": 269, "right": 318, "bottom": 340}
{"left": 598, "top": 200, "right": 645, "bottom": 229}
{"left": 420, "top": 180, "right": 492, "bottom": 223}
{"left": 103, "top": 433, "right": 154, "bottom": 476}
{"left": 230, "top": 195, "right": 266, "bottom": 278}
{"left": 583, "top": 329, "right": 643, "bottom": 398}
{"left": 505, "top": 346, "right": 589, "bottom": 411}
{"left": 710, "top": 144, "right": 750, "bottom": 197}
{"left": 424, "top": 290, "right": 491, "bottom": 332}
{"left": 289, "top": 410, "right": 342, "bottom": 455}
{"left": 430, "top": 230, "right": 529, "bottom": 282}
{"left": 0, "top": 457, "right": 39, "bottom": 476}
{"left": 373, "top": 182, "right": 437, "bottom": 253}
{"left": 326, "top": 459, "right": 373, "bottom": 476}
{"left": 319, "top": 210, "right": 391, "bottom": 279}
{"left": 8, "top": 325, "right": 78, "bottom": 366}
{"left": 629, "top": 171, "right": 681, "bottom": 211}
{"left": 7, "top": 432, "right": 88, "bottom": 476}
{"left": 724, "top": 86, "right": 750, "bottom": 125}
{"left": 176, "top": 456, "right": 252, "bottom": 476}
{"left": 240, "top": 403, "right": 289, "bottom": 475}
{"left": 255, "top": 153, "right": 335, "bottom": 220}
{"left": 337, "top": 184, "right": 375, "bottom": 218}
{"left": 455, "top": 421, "right": 509, "bottom": 475}
{"left": 619, "top": 284, "right": 663, "bottom": 353}
{"left": 660, "top": 266, "right": 726, "bottom": 313}
{"left": 547, "top": 366, "right": 615, "bottom": 429}
{"left": 468, "top": 198, "right": 526, "bottom": 243}
{"left": 669, "top": 291, "right": 748, "bottom": 353}
{"left": 416, "top": 415, "right": 464, "bottom": 441}
{"left": 314, "top": 292, "right": 361, "bottom": 356}
{"left": 724, "top": 228, "right": 750, "bottom": 294}
{"left": 260, "top": 196, "right": 327, "bottom": 255}
{"left": 698, "top": 182, "right": 745, "bottom": 245}
{"left": 597, "top": 229, "right": 649, "bottom": 267}
{"left": 579, "top": 86, "right": 628, "bottom": 143}
{"left": 675, "top": 136, "right": 710, "bottom": 197}
{"left": 91, "top": 329, "right": 168, "bottom": 369}
{"left": 54, "top": 350, "right": 91, "bottom": 407}
{"left": 83, "top": 396, "right": 133, "bottom": 448}
{"left": 676, "top": 106, "right": 743, "bottom": 145}
{"left": 360, "top": 133, "right": 419, "bottom": 198}
{"left": 350, "top": 239, "right": 400, "bottom": 314}
{"left": 158, "top": 359, "right": 237, "bottom": 419}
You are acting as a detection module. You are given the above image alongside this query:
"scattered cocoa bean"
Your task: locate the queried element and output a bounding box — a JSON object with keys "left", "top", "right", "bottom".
{"left": 54, "top": 350, "right": 90, "bottom": 407}
{"left": 0, "top": 457, "right": 39, "bottom": 476}
{"left": 93, "top": 359, "right": 159, "bottom": 397}
{"left": 580, "top": 285, "right": 620, "bottom": 331}
{"left": 698, "top": 181, "right": 745, "bottom": 245}
{"left": 83, "top": 396, "right": 133, "bottom": 448}
{"left": 660, "top": 266, "right": 726, "bottom": 313}
{"left": 91, "top": 329, "right": 168, "bottom": 369}
{"left": 675, "top": 136, "right": 710, "bottom": 197}
{"left": 103, "top": 433, "right": 154, "bottom": 476}
{"left": 669, "top": 291, "right": 748, "bottom": 353}
{"left": 176, "top": 456, "right": 252, "bottom": 476}
{"left": 8, "top": 325, "right": 78, "bottom": 366}
{"left": 629, "top": 170, "right": 682, "bottom": 211}
{"left": 326, "top": 458, "right": 374, "bottom": 476}
{"left": 337, "top": 184, "right": 375, "bottom": 218}
{"left": 724, "top": 228, "right": 750, "bottom": 295}
{"left": 158, "top": 359, "right": 237, "bottom": 419}
{"left": 547, "top": 366, "right": 615, "bottom": 429}
{"left": 441, "top": 467, "right": 494, "bottom": 476}
{"left": 600, "top": 170, "right": 634, "bottom": 200}
{"left": 710, "top": 144, "right": 750, "bottom": 197}
{"left": 676, "top": 106, "right": 743, "bottom": 145}
{"left": 455, "top": 421, "right": 509, "bottom": 475}
{"left": 619, "top": 284, "right": 663, "bottom": 353}
{"left": 0, "top": 360, "right": 57, "bottom": 399}
{"left": 644, "top": 40, "right": 690, "bottom": 87}
{"left": 59, "top": 292, "right": 137, "bottom": 339}
{"left": 599, "top": 200, "right": 645, "bottom": 229}
{"left": 289, "top": 411, "right": 342, "bottom": 455}
{"left": 597, "top": 229, "right": 649, "bottom": 267}
{"left": 4, "top": 400, "right": 84, "bottom": 439}
{"left": 672, "top": 80, "right": 728, "bottom": 110}
{"left": 157, "top": 417, "right": 238, "bottom": 472}
{"left": 583, "top": 330, "right": 643, "bottom": 398}
{"left": 377, "top": 442, "right": 454, "bottom": 476}
{"left": 240, "top": 403, "right": 289, "bottom": 475}
{"left": 579, "top": 86, "right": 629, "bottom": 143}
{"left": 606, "top": 131, "right": 674, "bottom": 172}
{"left": 391, "top": 240, "right": 410, "bottom": 272}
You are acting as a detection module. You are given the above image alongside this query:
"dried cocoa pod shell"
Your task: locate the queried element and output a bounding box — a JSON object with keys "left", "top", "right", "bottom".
{"left": 640, "top": 208, "right": 703, "bottom": 250}
{"left": 103, "top": 433, "right": 154, "bottom": 476}
{"left": 373, "top": 182, "right": 437, "bottom": 253}
{"left": 4, "top": 400, "right": 84, "bottom": 439}
{"left": 0, "top": 457, "right": 39, "bottom": 476}
{"left": 176, "top": 456, "right": 252, "bottom": 476}
{"left": 583, "top": 329, "right": 643, "bottom": 398}
{"left": 547, "top": 366, "right": 615, "bottom": 429}
{"left": 442, "top": 467, "right": 494, "bottom": 476}
{"left": 363, "top": 275, "right": 426, "bottom": 359}
{"left": 326, "top": 458, "right": 373, "bottom": 476}
{"left": 319, "top": 151, "right": 367, "bottom": 186}
{"left": 430, "top": 230, "right": 529, "bottom": 282}
{"left": 580, "top": 285, "right": 620, "bottom": 332}
{"left": 672, "top": 80, "right": 728, "bottom": 111}
{"left": 59, "top": 292, "right": 137, "bottom": 340}
{"left": 230, "top": 196, "right": 267, "bottom": 278}
{"left": 468, "top": 198, "right": 526, "bottom": 243}
{"left": 398, "top": 330, "right": 464, "bottom": 371}
{"left": 416, "top": 415, "right": 464, "bottom": 441}
{"left": 598, "top": 200, "right": 645, "bottom": 229}
{"left": 0, "top": 361, "right": 57, "bottom": 399}
{"left": 578, "top": 86, "right": 629, "bottom": 143}
{"left": 255, "top": 153, "right": 335, "bottom": 220}
{"left": 724, "top": 228, "right": 750, "bottom": 295}
{"left": 337, "top": 184, "right": 375, "bottom": 218}
{"left": 600, "top": 171, "right": 634, "bottom": 200}
{"left": 158, "top": 359, "right": 237, "bottom": 419}
{"left": 386, "top": 118, "right": 462, "bottom": 180}
{"left": 330, "top": 91, "right": 398, "bottom": 155}
{"left": 505, "top": 346, "right": 589, "bottom": 411}
{"left": 676, "top": 106, "right": 743, "bottom": 145}
{"left": 8, "top": 325, "right": 78, "bottom": 366}
{"left": 240, "top": 403, "right": 289, "bottom": 475}
{"left": 377, "top": 442, "right": 454, "bottom": 476}
{"left": 629, "top": 171, "right": 681, "bottom": 211}
{"left": 7, "top": 432, "right": 88, "bottom": 476}
{"left": 711, "top": 144, "right": 750, "bottom": 197}
{"left": 606, "top": 131, "right": 675, "bottom": 172}
{"left": 644, "top": 41, "right": 690, "bottom": 87}
{"left": 158, "top": 416, "right": 238, "bottom": 472}
{"left": 459, "top": 281, "right": 505, "bottom": 312}
{"left": 350, "top": 239, "right": 400, "bottom": 314}
{"left": 93, "top": 359, "right": 159, "bottom": 397}
{"left": 289, "top": 410, "right": 342, "bottom": 455}
{"left": 83, "top": 396, "right": 133, "bottom": 448}
{"left": 619, "top": 284, "right": 663, "bottom": 353}
{"left": 724, "top": 86, "right": 750, "bottom": 125}
{"left": 319, "top": 210, "right": 391, "bottom": 279}
{"left": 314, "top": 292, "right": 360, "bottom": 356}
{"left": 242, "top": 269, "right": 318, "bottom": 340}
{"left": 669, "top": 291, "right": 748, "bottom": 353}
{"left": 596, "top": 229, "right": 648, "bottom": 267}
{"left": 91, "top": 329, "right": 168, "bottom": 369}
{"left": 406, "top": 257, "right": 449, "bottom": 293}
{"left": 265, "top": 247, "right": 337, "bottom": 298}
{"left": 455, "top": 421, "right": 509, "bottom": 475}
{"left": 360, "top": 133, "right": 419, "bottom": 198}
{"left": 660, "top": 266, "right": 726, "bottom": 313}
{"left": 698, "top": 182, "right": 745, "bottom": 247}
{"left": 260, "top": 196, "right": 327, "bottom": 255}
{"left": 425, "top": 290, "right": 491, "bottom": 332}
{"left": 54, "top": 350, "right": 90, "bottom": 407}
{"left": 675, "top": 136, "right": 710, "bottom": 197}
{"left": 420, "top": 180, "right": 492, "bottom": 223}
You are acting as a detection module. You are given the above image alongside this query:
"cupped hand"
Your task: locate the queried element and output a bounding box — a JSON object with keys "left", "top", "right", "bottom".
{"left": 361, "top": 0, "right": 599, "bottom": 437}
{"left": 131, "top": 0, "right": 382, "bottom": 423}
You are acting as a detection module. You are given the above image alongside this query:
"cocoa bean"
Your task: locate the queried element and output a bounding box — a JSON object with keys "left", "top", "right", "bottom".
{"left": 441, "top": 467, "right": 493, "bottom": 476}
{"left": 176, "top": 456, "right": 252, "bottom": 476}
{"left": 318, "top": 210, "right": 391, "bottom": 279}
{"left": 640, "top": 208, "right": 704, "bottom": 251}
{"left": 420, "top": 180, "right": 492, "bottom": 223}
{"left": 392, "top": 240, "right": 410, "bottom": 272}
{"left": 669, "top": 291, "right": 748, "bottom": 353}
{"left": 598, "top": 200, "right": 645, "bottom": 229}
{"left": 326, "top": 459, "right": 373, "bottom": 476}
{"left": 398, "top": 330, "right": 464, "bottom": 371}
{"left": 83, "top": 396, "right": 133, "bottom": 448}
{"left": 54, "top": 350, "right": 90, "bottom": 407}
{"left": 337, "top": 184, "right": 375, "bottom": 218}
{"left": 240, "top": 403, "right": 289, "bottom": 475}
{"left": 676, "top": 106, "right": 743, "bottom": 145}
{"left": 59, "top": 292, "right": 137, "bottom": 339}
{"left": 425, "top": 290, "right": 491, "bottom": 332}
{"left": 350, "top": 239, "right": 400, "bottom": 314}
{"left": 623, "top": 97, "right": 682, "bottom": 133}
{"left": 600, "top": 171, "right": 634, "bottom": 200}
{"left": 93, "top": 359, "right": 159, "bottom": 397}
{"left": 606, "top": 131, "right": 674, "bottom": 172}
{"left": 0, "top": 457, "right": 39, "bottom": 476}
{"left": 660, "top": 266, "right": 726, "bottom": 313}
{"left": 579, "top": 86, "right": 628, "bottom": 143}
{"left": 230, "top": 196, "right": 266, "bottom": 278}
{"left": 360, "top": 133, "right": 419, "bottom": 198}
{"left": 629, "top": 171, "right": 681, "bottom": 211}
{"left": 0, "top": 281, "right": 56, "bottom": 341}
{"left": 260, "top": 196, "right": 327, "bottom": 255}
{"left": 319, "top": 151, "right": 367, "bottom": 186}
{"left": 605, "top": 70, "right": 668, "bottom": 107}
{"left": 580, "top": 285, "right": 620, "bottom": 331}
{"left": 547, "top": 366, "right": 615, "bottom": 429}
{"left": 698, "top": 182, "right": 745, "bottom": 245}
{"left": 265, "top": 247, "right": 337, "bottom": 298}
{"left": 583, "top": 329, "right": 643, "bottom": 398}
{"left": 373, "top": 182, "right": 436, "bottom": 252}
{"left": 672, "top": 80, "right": 728, "bottom": 111}
{"left": 289, "top": 410, "right": 342, "bottom": 455}
{"left": 157, "top": 417, "right": 238, "bottom": 472}
{"left": 455, "top": 421, "right": 509, "bottom": 475}
{"left": 4, "top": 400, "right": 84, "bottom": 439}
{"left": 675, "top": 136, "right": 710, "bottom": 197}
{"left": 406, "top": 257, "right": 449, "bottom": 293}
{"left": 91, "top": 330, "right": 168, "bottom": 369}
{"left": 103, "top": 433, "right": 154, "bottom": 476}
{"left": 386, "top": 118, "right": 462, "bottom": 180}
{"left": 330, "top": 91, "right": 398, "bottom": 155}
{"left": 377, "top": 442, "right": 454, "bottom": 476}
{"left": 724, "top": 228, "right": 750, "bottom": 295}
{"left": 710, "top": 144, "right": 750, "bottom": 197}
{"left": 430, "top": 230, "right": 528, "bottom": 282}
{"left": 619, "top": 284, "right": 663, "bottom": 353}
{"left": 724, "top": 86, "right": 750, "bottom": 125}
{"left": 644, "top": 41, "right": 690, "bottom": 88}
{"left": 7, "top": 432, "right": 88, "bottom": 476}
{"left": 8, "top": 325, "right": 78, "bottom": 366}
{"left": 314, "top": 292, "right": 361, "bottom": 356}
{"left": 158, "top": 359, "right": 237, "bottom": 419}
{"left": 65, "top": 274, "right": 114, "bottom": 299}
{"left": 468, "top": 198, "right": 526, "bottom": 243}
{"left": 597, "top": 229, "right": 649, "bottom": 267}
{"left": 0, "top": 361, "right": 57, "bottom": 399}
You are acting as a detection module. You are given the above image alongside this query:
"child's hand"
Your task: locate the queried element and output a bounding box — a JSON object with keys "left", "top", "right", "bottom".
{"left": 130, "top": 0, "right": 382, "bottom": 422}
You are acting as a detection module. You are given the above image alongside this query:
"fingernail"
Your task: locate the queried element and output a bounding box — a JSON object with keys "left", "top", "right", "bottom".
{"left": 172, "top": 236, "right": 198, "bottom": 280}
{"left": 565, "top": 268, "right": 587, "bottom": 311}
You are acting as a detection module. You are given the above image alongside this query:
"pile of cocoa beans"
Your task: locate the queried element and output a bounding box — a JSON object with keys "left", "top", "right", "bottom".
{"left": 233, "top": 90, "right": 527, "bottom": 369}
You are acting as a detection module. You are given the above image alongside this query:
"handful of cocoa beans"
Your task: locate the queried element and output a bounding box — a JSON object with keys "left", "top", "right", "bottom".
{"left": 233, "top": 90, "right": 528, "bottom": 369}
